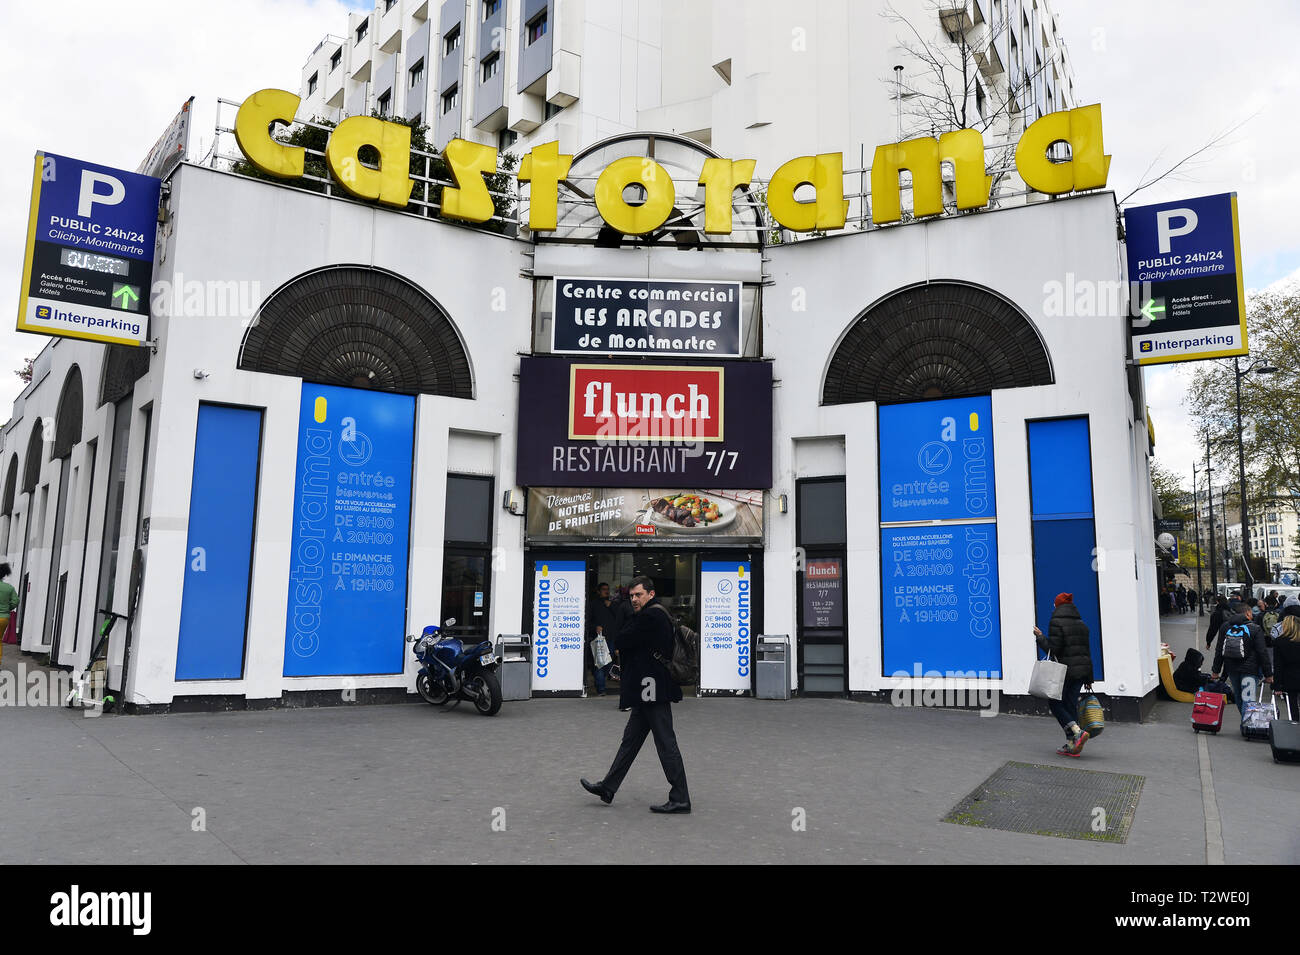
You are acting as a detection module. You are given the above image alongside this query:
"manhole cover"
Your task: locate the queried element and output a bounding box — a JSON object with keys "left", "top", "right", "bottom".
{"left": 943, "top": 761, "right": 1144, "bottom": 843}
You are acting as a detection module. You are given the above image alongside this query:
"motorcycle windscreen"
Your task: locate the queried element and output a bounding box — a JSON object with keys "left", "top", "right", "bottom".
{"left": 284, "top": 384, "right": 414, "bottom": 676}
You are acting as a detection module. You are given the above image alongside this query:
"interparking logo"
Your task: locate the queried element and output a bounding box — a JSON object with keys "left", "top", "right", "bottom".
{"left": 36, "top": 305, "right": 50, "bottom": 319}
{"left": 1139, "top": 341, "right": 1152, "bottom": 352}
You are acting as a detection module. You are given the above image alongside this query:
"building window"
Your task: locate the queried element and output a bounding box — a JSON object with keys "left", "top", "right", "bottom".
{"left": 409, "top": 58, "right": 424, "bottom": 88}
{"left": 527, "top": 11, "right": 548, "bottom": 45}
{"left": 378, "top": 89, "right": 392, "bottom": 116}
{"left": 497, "top": 128, "right": 518, "bottom": 152}
{"left": 443, "top": 26, "right": 461, "bottom": 57}
{"left": 483, "top": 0, "right": 500, "bottom": 20}
{"left": 481, "top": 52, "right": 500, "bottom": 83}
{"left": 544, "top": 100, "right": 565, "bottom": 120}
{"left": 308, "top": 72, "right": 318, "bottom": 95}
{"left": 442, "top": 84, "right": 459, "bottom": 114}
{"left": 356, "top": 18, "right": 368, "bottom": 44}
{"left": 330, "top": 48, "right": 342, "bottom": 72}
{"left": 385, "top": 0, "right": 397, "bottom": 10}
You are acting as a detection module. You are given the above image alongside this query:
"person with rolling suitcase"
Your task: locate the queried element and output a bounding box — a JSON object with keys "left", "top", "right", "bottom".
{"left": 1268, "top": 615, "right": 1300, "bottom": 762}
{"left": 1210, "top": 602, "right": 1272, "bottom": 733}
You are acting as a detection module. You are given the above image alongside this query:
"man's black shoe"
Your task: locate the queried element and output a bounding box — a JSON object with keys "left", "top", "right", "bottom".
{"left": 649, "top": 800, "right": 692, "bottom": 814}
{"left": 580, "top": 778, "right": 614, "bottom": 804}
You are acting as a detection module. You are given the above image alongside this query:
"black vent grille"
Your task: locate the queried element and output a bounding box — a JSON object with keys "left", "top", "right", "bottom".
{"left": 240, "top": 266, "right": 472, "bottom": 398}
{"left": 823, "top": 283, "right": 1053, "bottom": 405}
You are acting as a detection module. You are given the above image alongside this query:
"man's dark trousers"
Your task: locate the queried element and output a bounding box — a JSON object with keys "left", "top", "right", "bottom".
{"left": 603, "top": 702, "right": 689, "bottom": 803}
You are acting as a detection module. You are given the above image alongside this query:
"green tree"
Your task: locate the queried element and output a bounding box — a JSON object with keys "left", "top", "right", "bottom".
{"left": 1185, "top": 286, "right": 1300, "bottom": 524}
{"left": 230, "top": 113, "right": 518, "bottom": 233}
{"left": 1150, "top": 458, "right": 1192, "bottom": 522}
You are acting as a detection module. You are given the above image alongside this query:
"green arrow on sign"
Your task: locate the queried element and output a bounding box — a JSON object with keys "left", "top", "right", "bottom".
{"left": 1140, "top": 298, "right": 1165, "bottom": 322}
{"left": 112, "top": 285, "right": 139, "bottom": 309}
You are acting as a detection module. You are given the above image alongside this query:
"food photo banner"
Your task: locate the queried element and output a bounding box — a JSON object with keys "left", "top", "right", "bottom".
{"left": 516, "top": 356, "right": 773, "bottom": 488}
{"left": 526, "top": 488, "right": 763, "bottom": 542}
{"left": 551, "top": 277, "right": 742, "bottom": 357}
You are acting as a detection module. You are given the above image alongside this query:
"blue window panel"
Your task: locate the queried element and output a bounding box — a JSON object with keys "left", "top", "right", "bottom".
{"left": 284, "top": 384, "right": 414, "bottom": 676}
{"left": 1027, "top": 417, "right": 1094, "bottom": 520}
{"left": 176, "top": 405, "right": 262, "bottom": 680}
{"left": 879, "top": 396, "right": 996, "bottom": 524}
{"left": 1031, "top": 517, "right": 1104, "bottom": 682}
{"left": 881, "top": 522, "right": 1002, "bottom": 676}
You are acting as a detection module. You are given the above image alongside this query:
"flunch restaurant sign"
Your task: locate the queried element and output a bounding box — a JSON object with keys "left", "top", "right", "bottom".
{"left": 517, "top": 357, "right": 772, "bottom": 489}
{"left": 568, "top": 364, "right": 724, "bottom": 442}
{"left": 234, "top": 88, "right": 1111, "bottom": 233}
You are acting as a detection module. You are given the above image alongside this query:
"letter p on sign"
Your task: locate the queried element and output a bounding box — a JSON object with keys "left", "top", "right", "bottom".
{"left": 1156, "top": 208, "right": 1198, "bottom": 254}
{"left": 78, "top": 170, "right": 126, "bottom": 218}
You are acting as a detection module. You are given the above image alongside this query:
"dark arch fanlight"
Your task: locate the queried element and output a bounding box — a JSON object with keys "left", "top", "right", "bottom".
{"left": 2, "top": 455, "right": 16, "bottom": 517}
{"left": 239, "top": 266, "right": 473, "bottom": 398}
{"left": 99, "top": 344, "right": 150, "bottom": 406}
{"left": 22, "top": 420, "right": 43, "bottom": 493}
{"left": 53, "top": 365, "right": 83, "bottom": 459}
{"left": 822, "top": 282, "right": 1054, "bottom": 405}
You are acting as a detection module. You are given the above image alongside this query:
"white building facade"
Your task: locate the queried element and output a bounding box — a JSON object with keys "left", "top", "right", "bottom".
{"left": 1, "top": 95, "right": 1163, "bottom": 718}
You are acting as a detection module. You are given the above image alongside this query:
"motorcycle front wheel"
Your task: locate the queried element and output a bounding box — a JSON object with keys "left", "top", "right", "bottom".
{"left": 416, "top": 673, "right": 450, "bottom": 706}
{"left": 469, "top": 671, "right": 502, "bottom": 716}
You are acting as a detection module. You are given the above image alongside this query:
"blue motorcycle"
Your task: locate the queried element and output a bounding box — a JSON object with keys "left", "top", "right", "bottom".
{"left": 409, "top": 619, "right": 503, "bottom": 716}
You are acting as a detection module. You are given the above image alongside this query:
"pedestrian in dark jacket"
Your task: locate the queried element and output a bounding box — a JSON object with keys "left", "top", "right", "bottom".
{"left": 1273, "top": 615, "right": 1300, "bottom": 721}
{"left": 1206, "top": 596, "right": 1230, "bottom": 649}
{"left": 586, "top": 582, "right": 618, "bottom": 696}
{"left": 1034, "top": 592, "right": 1095, "bottom": 756}
{"left": 581, "top": 576, "right": 690, "bottom": 813}
{"left": 1211, "top": 607, "right": 1273, "bottom": 722}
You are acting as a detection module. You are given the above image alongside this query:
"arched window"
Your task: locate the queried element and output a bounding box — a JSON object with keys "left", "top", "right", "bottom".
{"left": 53, "top": 366, "right": 83, "bottom": 459}
{"left": 22, "top": 420, "right": 43, "bottom": 493}
{"left": 99, "top": 344, "right": 150, "bottom": 406}
{"left": 1, "top": 456, "right": 16, "bottom": 516}
{"left": 822, "top": 282, "right": 1053, "bottom": 405}
{"left": 238, "top": 265, "right": 473, "bottom": 398}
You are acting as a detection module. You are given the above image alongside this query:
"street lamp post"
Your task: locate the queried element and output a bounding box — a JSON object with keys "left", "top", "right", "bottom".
{"left": 1233, "top": 356, "right": 1277, "bottom": 594}
{"left": 1193, "top": 460, "right": 1205, "bottom": 614}
{"left": 1206, "top": 436, "right": 1218, "bottom": 595}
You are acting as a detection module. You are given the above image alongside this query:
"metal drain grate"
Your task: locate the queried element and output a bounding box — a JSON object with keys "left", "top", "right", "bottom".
{"left": 943, "top": 761, "right": 1145, "bottom": 843}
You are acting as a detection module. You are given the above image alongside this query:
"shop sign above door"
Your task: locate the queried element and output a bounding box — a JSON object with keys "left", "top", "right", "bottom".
{"left": 234, "top": 89, "right": 1110, "bottom": 234}
{"left": 552, "top": 277, "right": 742, "bottom": 357}
{"left": 517, "top": 357, "right": 772, "bottom": 488}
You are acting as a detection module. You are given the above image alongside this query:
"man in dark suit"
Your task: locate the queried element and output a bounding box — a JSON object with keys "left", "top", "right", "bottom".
{"left": 580, "top": 576, "right": 691, "bottom": 813}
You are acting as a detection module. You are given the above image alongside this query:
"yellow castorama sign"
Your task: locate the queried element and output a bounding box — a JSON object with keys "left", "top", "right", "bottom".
{"left": 236, "top": 88, "right": 1110, "bottom": 234}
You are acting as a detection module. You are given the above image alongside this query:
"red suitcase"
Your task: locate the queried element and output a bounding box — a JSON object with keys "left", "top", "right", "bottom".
{"left": 1192, "top": 691, "right": 1226, "bottom": 734}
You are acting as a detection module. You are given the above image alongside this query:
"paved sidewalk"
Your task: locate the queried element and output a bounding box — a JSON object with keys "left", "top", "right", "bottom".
{"left": 1, "top": 616, "right": 1296, "bottom": 864}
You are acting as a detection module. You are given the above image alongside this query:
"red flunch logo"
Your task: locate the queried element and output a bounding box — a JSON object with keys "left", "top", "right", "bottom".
{"left": 568, "top": 365, "right": 724, "bottom": 442}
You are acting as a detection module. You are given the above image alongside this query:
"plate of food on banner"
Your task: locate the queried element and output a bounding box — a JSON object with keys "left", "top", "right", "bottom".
{"left": 643, "top": 492, "right": 738, "bottom": 533}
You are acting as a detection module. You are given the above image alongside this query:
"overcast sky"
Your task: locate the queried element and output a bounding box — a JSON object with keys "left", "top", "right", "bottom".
{"left": 1, "top": 0, "right": 1295, "bottom": 494}
{"left": 1055, "top": 0, "right": 1300, "bottom": 493}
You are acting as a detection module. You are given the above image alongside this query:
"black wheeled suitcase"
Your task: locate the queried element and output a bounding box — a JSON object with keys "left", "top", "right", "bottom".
{"left": 1270, "top": 692, "right": 1300, "bottom": 764}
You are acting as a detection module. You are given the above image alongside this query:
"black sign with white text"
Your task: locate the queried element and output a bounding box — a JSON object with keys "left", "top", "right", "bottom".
{"left": 551, "top": 277, "right": 742, "bottom": 357}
